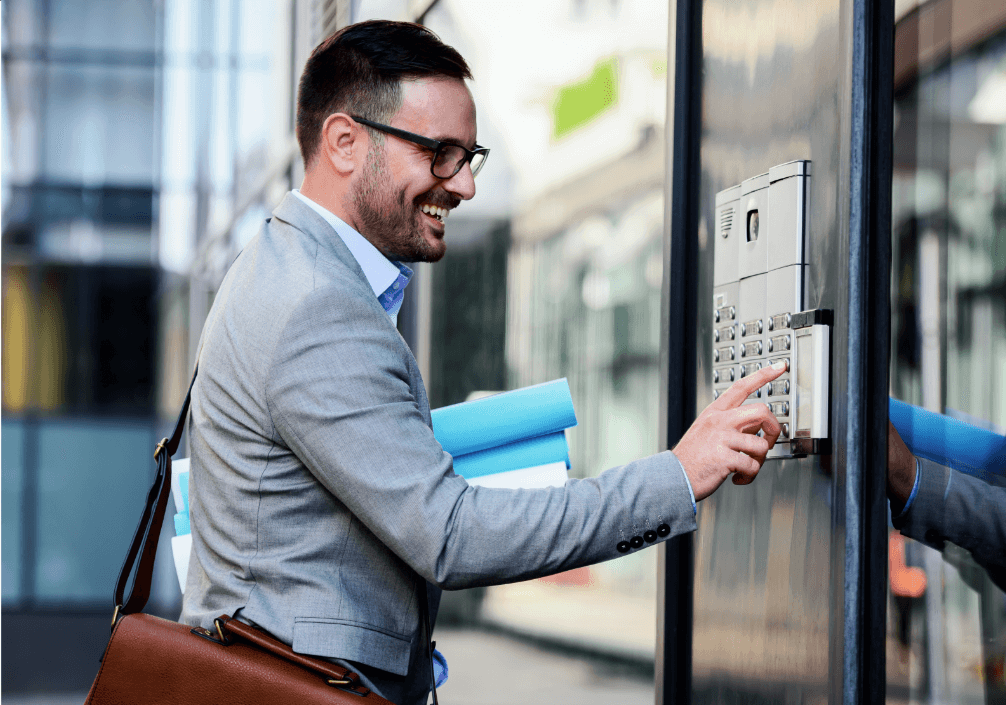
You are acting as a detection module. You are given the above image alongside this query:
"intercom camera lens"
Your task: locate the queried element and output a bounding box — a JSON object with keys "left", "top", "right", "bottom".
{"left": 747, "top": 211, "right": 759, "bottom": 242}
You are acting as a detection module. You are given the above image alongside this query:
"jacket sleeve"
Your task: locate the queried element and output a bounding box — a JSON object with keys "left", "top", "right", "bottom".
{"left": 265, "top": 285, "right": 696, "bottom": 590}
{"left": 893, "top": 457, "right": 1006, "bottom": 591}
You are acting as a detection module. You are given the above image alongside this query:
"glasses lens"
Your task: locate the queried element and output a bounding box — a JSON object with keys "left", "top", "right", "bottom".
{"left": 469, "top": 151, "right": 487, "bottom": 178}
{"left": 433, "top": 145, "right": 465, "bottom": 179}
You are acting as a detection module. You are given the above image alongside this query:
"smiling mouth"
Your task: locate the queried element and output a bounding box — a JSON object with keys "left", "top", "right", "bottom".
{"left": 420, "top": 204, "right": 450, "bottom": 223}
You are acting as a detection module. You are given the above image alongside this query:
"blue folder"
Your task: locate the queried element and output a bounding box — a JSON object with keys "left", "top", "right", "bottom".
{"left": 431, "top": 379, "right": 577, "bottom": 458}
{"left": 450, "top": 431, "right": 570, "bottom": 480}
{"left": 889, "top": 397, "right": 1006, "bottom": 479}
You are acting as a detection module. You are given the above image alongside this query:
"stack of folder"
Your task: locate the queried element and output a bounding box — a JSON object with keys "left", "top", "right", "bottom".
{"left": 170, "top": 379, "right": 578, "bottom": 592}
{"left": 432, "top": 378, "right": 578, "bottom": 489}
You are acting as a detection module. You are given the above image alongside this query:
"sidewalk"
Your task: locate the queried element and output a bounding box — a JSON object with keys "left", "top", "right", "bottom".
{"left": 478, "top": 577, "right": 658, "bottom": 667}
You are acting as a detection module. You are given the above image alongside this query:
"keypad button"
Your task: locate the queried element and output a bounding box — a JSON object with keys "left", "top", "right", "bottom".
{"left": 781, "top": 423, "right": 790, "bottom": 438}
{"left": 713, "top": 370, "right": 720, "bottom": 383}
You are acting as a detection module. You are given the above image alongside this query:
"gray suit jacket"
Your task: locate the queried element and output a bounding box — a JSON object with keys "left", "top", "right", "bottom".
{"left": 179, "top": 192, "right": 697, "bottom": 704}
{"left": 894, "top": 458, "right": 1006, "bottom": 591}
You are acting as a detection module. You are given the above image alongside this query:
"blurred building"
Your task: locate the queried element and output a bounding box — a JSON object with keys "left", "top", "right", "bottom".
{"left": 3, "top": 0, "right": 169, "bottom": 692}
{"left": 1, "top": 0, "right": 335, "bottom": 691}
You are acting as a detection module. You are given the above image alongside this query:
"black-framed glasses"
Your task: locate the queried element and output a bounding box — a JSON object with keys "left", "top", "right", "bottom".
{"left": 351, "top": 115, "right": 489, "bottom": 179}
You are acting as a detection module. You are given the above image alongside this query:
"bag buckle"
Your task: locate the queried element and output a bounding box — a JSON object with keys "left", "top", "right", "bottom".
{"left": 190, "top": 618, "right": 234, "bottom": 646}
{"left": 153, "top": 437, "right": 170, "bottom": 461}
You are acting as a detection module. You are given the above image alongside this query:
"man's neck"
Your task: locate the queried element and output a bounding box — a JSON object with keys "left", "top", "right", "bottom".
{"left": 299, "top": 174, "right": 361, "bottom": 235}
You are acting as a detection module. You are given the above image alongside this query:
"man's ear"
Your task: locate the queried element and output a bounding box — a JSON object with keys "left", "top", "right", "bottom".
{"left": 319, "top": 113, "right": 362, "bottom": 175}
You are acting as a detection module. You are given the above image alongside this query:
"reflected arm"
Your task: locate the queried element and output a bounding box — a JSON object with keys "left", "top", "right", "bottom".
{"left": 893, "top": 458, "right": 1006, "bottom": 591}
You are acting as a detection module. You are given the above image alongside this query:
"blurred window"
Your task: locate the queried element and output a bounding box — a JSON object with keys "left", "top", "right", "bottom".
{"left": 47, "top": 0, "right": 156, "bottom": 53}
{"left": 43, "top": 64, "right": 156, "bottom": 186}
{"left": 2, "top": 421, "right": 27, "bottom": 604}
{"left": 34, "top": 420, "right": 157, "bottom": 603}
{"left": 2, "top": 265, "right": 158, "bottom": 417}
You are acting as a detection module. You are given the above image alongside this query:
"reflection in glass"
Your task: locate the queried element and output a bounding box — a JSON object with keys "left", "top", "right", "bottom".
{"left": 888, "top": 5, "right": 1006, "bottom": 703}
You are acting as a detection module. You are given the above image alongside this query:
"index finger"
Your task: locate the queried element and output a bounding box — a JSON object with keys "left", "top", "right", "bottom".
{"left": 712, "top": 360, "right": 787, "bottom": 409}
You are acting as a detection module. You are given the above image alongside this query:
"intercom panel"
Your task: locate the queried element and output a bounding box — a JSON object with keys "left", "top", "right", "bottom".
{"left": 712, "top": 160, "right": 830, "bottom": 459}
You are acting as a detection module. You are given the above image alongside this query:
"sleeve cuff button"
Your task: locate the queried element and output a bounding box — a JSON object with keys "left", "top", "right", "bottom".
{"left": 656, "top": 524, "right": 671, "bottom": 537}
{"left": 644, "top": 530, "right": 657, "bottom": 543}
{"left": 616, "top": 541, "right": 631, "bottom": 553}
{"left": 630, "top": 536, "right": 644, "bottom": 549}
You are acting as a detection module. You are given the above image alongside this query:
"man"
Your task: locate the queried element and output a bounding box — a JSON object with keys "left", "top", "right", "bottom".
{"left": 180, "top": 20, "right": 786, "bottom": 704}
{"left": 888, "top": 423, "right": 1005, "bottom": 591}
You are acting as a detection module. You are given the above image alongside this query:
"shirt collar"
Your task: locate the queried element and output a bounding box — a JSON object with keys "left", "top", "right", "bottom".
{"left": 292, "top": 189, "right": 410, "bottom": 302}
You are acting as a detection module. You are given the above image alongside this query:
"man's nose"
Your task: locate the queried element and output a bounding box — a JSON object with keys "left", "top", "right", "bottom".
{"left": 443, "top": 161, "right": 476, "bottom": 201}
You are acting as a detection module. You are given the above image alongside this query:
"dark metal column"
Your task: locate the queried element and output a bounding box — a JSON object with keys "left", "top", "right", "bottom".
{"left": 841, "top": 0, "right": 894, "bottom": 701}
{"left": 656, "top": 1, "right": 702, "bottom": 704}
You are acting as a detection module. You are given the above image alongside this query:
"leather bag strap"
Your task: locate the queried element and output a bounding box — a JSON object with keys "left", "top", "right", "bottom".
{"left": 419, "top": 580, "right": 439, "bottom": 705}
{"left": 214, "top": 615, "right": 365, "bottom": 689}
{"left": 113, "top": 367, "right": 197, "bottom": 619}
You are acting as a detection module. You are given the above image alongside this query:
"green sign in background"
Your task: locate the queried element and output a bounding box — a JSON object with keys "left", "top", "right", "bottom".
{"left": 551, "top": 57, "right": 619, "bottom": 139}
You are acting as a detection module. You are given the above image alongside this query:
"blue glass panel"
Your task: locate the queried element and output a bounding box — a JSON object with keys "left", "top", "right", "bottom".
{"left": 43, "top": 64, "right": 156, "bottom": 186}
{"left": 48, "top": 0, "right": 156, "bottom": 53}
{"left": 35, "top": 420, "right": 154, "bottom": 603}
{"left": 2, "top": 420, "right": 25, "bottom": 604}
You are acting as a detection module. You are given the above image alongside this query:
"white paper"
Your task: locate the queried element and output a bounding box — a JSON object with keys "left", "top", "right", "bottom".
{"left": 171, "top": 458, "right": 190, "bottom": 513}
{"left": 171, "top": 533, "right": 191, "bottom": 593}
{"left": 466, "top": 461, "right": 569, "bottom": 489}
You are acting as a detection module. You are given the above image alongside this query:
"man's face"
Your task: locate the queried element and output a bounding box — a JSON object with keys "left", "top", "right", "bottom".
{"left": 352, "top": 77, "right": 478, "bottom": 263}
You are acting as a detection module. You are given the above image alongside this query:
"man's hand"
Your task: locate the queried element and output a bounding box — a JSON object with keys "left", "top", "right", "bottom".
{"left": 673, "top": 361, "right": 787, "bottom": 501}
{"left": 887, "top": 421, "right": 917, "bottom": 515}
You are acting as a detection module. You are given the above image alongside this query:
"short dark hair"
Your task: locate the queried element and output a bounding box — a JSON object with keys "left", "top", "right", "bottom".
{"left": 296, "top": 20, "right": 472, "bottom": 167}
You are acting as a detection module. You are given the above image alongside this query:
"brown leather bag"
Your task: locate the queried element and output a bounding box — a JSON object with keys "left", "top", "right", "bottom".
{"left": 84, "top": 370, "right": 411, "bottom": 704}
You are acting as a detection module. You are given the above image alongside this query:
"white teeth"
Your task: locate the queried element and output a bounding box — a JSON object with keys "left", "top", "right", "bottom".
{"left": 421, "top": 204, "right": 449, "bottom": 222}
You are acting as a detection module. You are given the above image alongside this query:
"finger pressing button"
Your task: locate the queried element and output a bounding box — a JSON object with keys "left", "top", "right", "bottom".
{"left": 630, "top": 536, "right": 644, "bottom": 549}
{"left": 643, "top": 530, "right": 657, "bottom": 543}
{"left": 656, "top": 523, "right": 671, "bottom": 537}
{"left": 616, "top": 541, "right": 630, "bottom": 553}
